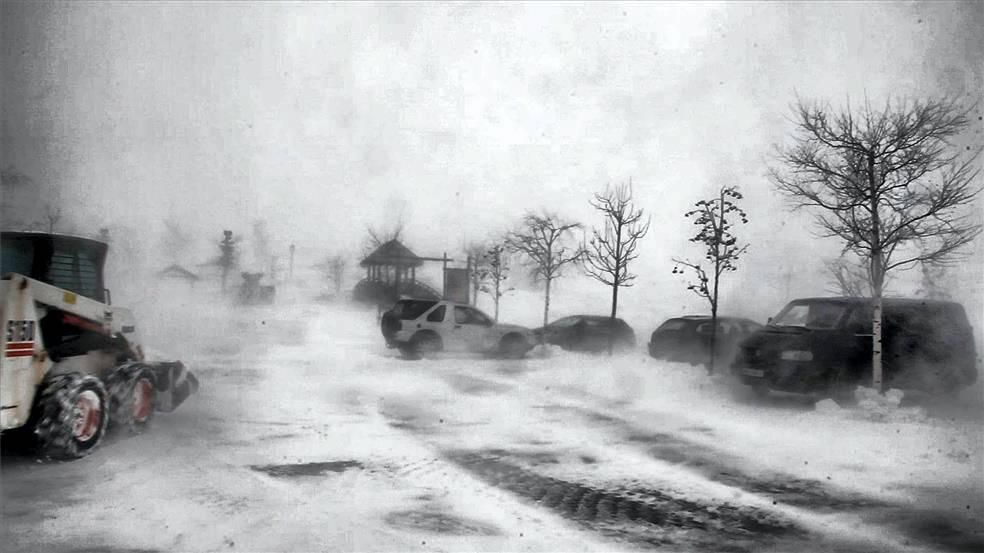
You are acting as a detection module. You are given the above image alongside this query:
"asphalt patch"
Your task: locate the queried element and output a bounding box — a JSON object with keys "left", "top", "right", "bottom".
{"left": 250, "top": 460, "right": 363, "bottom": 477}
{"left": 874, "top": 510, "right": 984, "bottom": 553}
{"left": 384, "top": 509, "right": 501, "bottom": 536}
{"left": 441, "top": 374, "right": 512, "bottom": 396}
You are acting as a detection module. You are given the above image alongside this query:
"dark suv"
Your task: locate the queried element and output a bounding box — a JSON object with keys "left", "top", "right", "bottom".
{"left": 732, "top": 297, "right": 979, "bottom": 395}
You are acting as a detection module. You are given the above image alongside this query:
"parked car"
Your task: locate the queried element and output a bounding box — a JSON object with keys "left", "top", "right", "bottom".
{"left": 381, "top": 298, "right": 535, "bottom": 359}
{"left": 533, "top": 315, "right": 637, "bottom": 353}
{"left": 648, "top": 316, "right": 762, "bottom": 365}
{"left": 731, "top": 297, "right": 979, "bottom": 395}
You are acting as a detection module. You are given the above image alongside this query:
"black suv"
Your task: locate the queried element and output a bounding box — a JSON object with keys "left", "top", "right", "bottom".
{"left": 732, "top": 297, "right": 979, "bottom": 395}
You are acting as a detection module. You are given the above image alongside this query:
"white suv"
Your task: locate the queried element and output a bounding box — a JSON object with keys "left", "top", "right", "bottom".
{"left": 381, "top": 299, "right": 534, "bottom": 359}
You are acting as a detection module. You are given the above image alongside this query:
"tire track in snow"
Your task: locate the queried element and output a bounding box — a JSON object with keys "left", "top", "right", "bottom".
{"left": 376, "top": 395, "right": 811, "bottom": 552}
{"left": 466, "top": 366, "right": 984, "bottom": 553}
{"left": 446, "top": 448, "right": 806, "bottom": 553}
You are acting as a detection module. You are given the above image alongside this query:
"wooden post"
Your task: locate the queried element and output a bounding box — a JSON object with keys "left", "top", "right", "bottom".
{"left": 442, "top": 252, "right": 448, "bottom": 299}
{"left": 466, "top": 254, "right": 472, "bottom": 305}
{"left": 288, "top": 244, "right": 295, "bottom": 280}
{"left": 394, "top": 264, "right": 401, "bottom": 299}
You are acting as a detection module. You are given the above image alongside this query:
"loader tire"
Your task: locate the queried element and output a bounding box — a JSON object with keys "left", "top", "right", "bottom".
{"left": 35, "top": 374, "right": 109, "bottom": 459}
{"left": 108, "top": 365, "right": 157, "bottom": 433}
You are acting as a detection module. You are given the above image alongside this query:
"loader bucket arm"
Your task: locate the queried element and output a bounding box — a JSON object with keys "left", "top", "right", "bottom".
{"left": 148, "top": 361, "right": 199, "bottom": 412}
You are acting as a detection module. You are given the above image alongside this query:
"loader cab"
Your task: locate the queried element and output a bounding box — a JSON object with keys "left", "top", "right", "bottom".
{"left": 1, "top": 231, "right": 108, "bottom": 303}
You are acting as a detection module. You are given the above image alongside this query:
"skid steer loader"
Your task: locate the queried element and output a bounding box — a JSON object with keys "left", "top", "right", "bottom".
{"left": 1, "top": 231, "right": 199, "bottom": 459}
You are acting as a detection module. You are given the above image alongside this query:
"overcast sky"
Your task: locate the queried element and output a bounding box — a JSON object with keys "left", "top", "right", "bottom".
{"left": 2, "top": 1, "right": 981, "bottom": 321}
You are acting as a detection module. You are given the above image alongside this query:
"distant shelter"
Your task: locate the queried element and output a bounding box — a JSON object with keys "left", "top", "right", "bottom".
{"left": 354, "top": 240, "right": 442, "bottom": 306}
{"left": 158, "top": 264, "right": 200, "bottom": 284}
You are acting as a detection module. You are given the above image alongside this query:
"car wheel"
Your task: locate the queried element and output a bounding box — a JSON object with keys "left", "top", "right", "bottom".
{"left": 823, "top": 366, "right": 856, "bottom": 401}
{"left": 410, "top": 332, "right": 443, "bottom": 359}
{"left": 500, "top": 334, "right": 530, "bottom": 359}
{"left": 398, "top": 343, "right": 421, "bottom": 360}
{"left": 614, "top": 337, "right": 636, "bottom": 353}
{"left": 750, "top": 384, "right": 771, "bottom": 398}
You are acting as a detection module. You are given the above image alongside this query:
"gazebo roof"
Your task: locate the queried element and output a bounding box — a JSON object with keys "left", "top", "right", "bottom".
{"left": 158, "top": 264, "right": 200, "bottom": 281}
{"left": 360, "top": 239, "right": 424, "bottom": 268}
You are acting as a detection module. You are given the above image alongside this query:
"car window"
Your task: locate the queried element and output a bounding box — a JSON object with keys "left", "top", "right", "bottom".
{"left": 549, "top": 316, "right": 581, "bottom": 328}
{"left": 426, "top": 305, "right": 446, "bottom": 322}
{"left": 772, "top": 302, "right": 847, "bottom": 330}
{"left": 742, "top": 321, "right": 762, "bottom": 334}
{"left": 454, "top": 306, "right": 492, "bottom": 326}
{"left": 846, "top": 306, "right": 872, "bottom": 333}
{"left": 394, "top": 300, "right": 438, "bottom": 320}
{"left": 657, "top": 319, "right": 688, "bottom": 331}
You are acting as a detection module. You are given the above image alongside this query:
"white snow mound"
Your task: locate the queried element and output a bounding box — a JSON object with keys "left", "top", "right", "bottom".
{"left": 853, "top": 386, "right": 927, "bottom": 423}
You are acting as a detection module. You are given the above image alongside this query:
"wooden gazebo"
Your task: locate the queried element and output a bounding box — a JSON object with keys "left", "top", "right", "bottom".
{"left": 361, "top": 239, "right": 425, "bottom": 292}
{"left": 355, "top": 240, "right": 444, "bottom": 305}
{"left": 158, "top": 264, "right": 200, "bottom": 283}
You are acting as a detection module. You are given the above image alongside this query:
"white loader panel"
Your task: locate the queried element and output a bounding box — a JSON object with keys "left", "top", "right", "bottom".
{"left": 0, "top": 277, "right": 47, "bottom": 430}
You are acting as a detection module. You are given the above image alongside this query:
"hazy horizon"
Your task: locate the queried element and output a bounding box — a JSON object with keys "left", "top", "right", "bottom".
{"left": 2, "top": 0, "right": 982, "bottom": 325}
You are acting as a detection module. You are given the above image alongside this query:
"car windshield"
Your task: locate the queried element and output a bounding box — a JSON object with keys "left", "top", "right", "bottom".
{"left": 770, "top": 301, "right": 847, "bottom": 329}
{"left": 549, "top": 316, "right": 581, "bottom": 328}
{"left": 657, "top": 319, "right": 689, "bottom": 332}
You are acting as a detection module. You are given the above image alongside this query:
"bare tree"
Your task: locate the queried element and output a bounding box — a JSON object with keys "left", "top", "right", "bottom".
{"left": 217, "top": 230, "right": 240, "bottom": 294}
{"left": 363, "top": 209, "right": 407, "bottom": 256}
{"left": 317, "top": 254, "right": 348, "bottom": 297}
{"left": 506, "top": 212, "right": 584, "bottom": 335}
{"left": 161, "top": 219, "right": 194, "bottom": 263}
{"left": 823, "top": 255, "right": 872, "bottom": 297}
{"left": 672, "top": 185, "right": 749, "bottom": 374}
{"left": 478, "top": 243, "right": 513, "bottom": 322}
{"left": 584, "top": 181, "right": 651, "bottom": 354}
{"left": 1, "top": 166, "right": 36, "bottom": 229}
{"left": 464, "top": 241, "right": 489, "bottom": 305}
{"left": 44, "top": 203, "right": 62, "bottom": 233}
{"left": 771, "top": 96, "right": 981, "bottom": 390}
{"left": 917, "top": 261, "right": 953, "bottom": 300}
{"left": 252, "top": 220, "right": 273, "bottom": 268}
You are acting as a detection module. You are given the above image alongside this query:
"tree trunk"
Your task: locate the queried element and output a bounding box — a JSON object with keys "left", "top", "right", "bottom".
{"left": 872, "top": 291, "right": 883, "bottom": 391}
{"left": 542, "top": 276, "right": 551, "bottom": 344}
{"left": 608, "top": 282, "right": 619, "bottom": 356}
{"left": 707, "top": 189, "right": 727, "bottom": 375}
{"left": 709, "top": 299, "right": 718, "bottom": 376}
{"left": 494, "top": 274, "right": 502, "bottom": 322}
{"left": 868, "top": 154, "right": 884, "bottom": 392}
{"left": 469, "top": 255, "right": 479, "bottom": 305}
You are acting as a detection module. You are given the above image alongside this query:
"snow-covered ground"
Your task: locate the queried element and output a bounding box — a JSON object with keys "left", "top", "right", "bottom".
{"left": 2, "top": 290, "right": 982, "bottom": 553}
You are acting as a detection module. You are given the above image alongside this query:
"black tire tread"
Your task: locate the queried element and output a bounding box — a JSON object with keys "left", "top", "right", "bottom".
{"left": 35, "top": 373, "right": 109, "bottom": 459}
